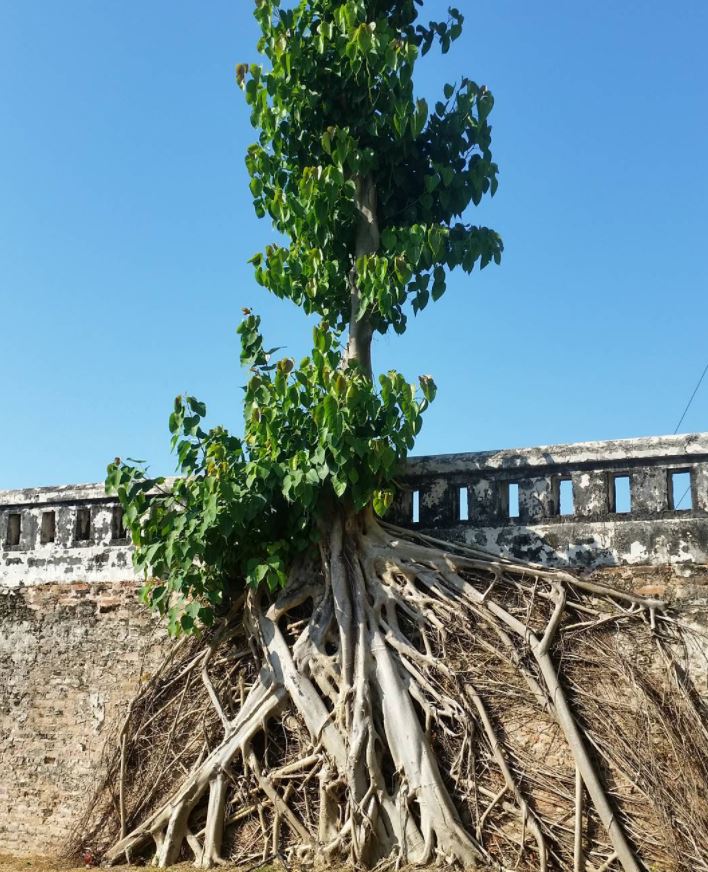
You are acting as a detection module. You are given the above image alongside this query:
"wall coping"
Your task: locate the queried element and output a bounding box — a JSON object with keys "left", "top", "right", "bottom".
{"left": 405, "top": 432, "right": 708, "bottom": 477}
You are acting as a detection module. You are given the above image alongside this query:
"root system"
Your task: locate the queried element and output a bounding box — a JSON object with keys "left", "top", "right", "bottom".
{"left": 72, "top": 513, "right": 708, "bottom": 871}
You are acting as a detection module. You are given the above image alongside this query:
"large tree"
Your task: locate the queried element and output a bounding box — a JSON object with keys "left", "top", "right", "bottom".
{"left": 89, "top": 2, "right": 708, "bottom": 870}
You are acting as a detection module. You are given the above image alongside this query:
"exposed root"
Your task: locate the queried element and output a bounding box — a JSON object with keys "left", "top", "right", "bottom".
{"left": 73, "top": 512, "right": 708, "bottom": 871}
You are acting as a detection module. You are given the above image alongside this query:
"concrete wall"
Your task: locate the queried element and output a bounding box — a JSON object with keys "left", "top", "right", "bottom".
{"left": 391, "top": 432, "right": 708, "bottom": 569}
{"left": 3, "top": 434, "right": 707, "bottom": 588}
{"left": 0, "top": 483, "right": 135, "bottom": 588}
{"left": 1, "top": 433, "right": 707, "bottom": 857}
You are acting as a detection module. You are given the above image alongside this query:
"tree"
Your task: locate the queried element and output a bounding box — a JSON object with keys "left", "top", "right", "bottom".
{"left": 90, "top": 2, "right": 708, "bottom": 870}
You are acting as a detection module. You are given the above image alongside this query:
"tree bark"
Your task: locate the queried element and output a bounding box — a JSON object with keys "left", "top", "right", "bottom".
{"left": 344, "top": 175, "right": 380, "bottom": 379}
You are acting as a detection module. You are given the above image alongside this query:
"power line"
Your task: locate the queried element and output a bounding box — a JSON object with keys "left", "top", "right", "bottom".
{"left": 672, "top": 359, "right": 707, "bottom": 508}
{"left": 673, "top": 361, "right": 708, "bottom": 435}
{"left": 675, "top": 480, "right": 692, "bottom": 510}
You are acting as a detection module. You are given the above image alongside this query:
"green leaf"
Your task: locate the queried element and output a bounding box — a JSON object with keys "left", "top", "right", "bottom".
{"left": 321, "top": 127, "right": 334, "bottom": 155}
{"left": 441, "top": 166, "right": 455, "bottom": 187}
{"left": 431, "top": 266, "right": 447, "bottom": 301}
{"left": 187, "top": 397, "right": 207, "bottom": 417}
{"left": 411, "top": 98, "right": 428, "bottom": 137}
{"left": 373, "top": 488, "right": 394, "bottom": 517}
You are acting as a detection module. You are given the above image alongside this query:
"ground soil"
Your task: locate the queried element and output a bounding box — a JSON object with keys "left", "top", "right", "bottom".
{"left": 0, "top": 859, "right": 122, "bottom": 872}
{"left": 0, "top": 859, "right": 480, "bottom": 872}
{"left": 0, "top": 859, "right": 265, "bottom": 872}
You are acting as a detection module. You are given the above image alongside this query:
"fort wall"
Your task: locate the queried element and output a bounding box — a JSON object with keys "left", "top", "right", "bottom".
{"left": 1, "top": 433, "right": 707, "bottom": 856}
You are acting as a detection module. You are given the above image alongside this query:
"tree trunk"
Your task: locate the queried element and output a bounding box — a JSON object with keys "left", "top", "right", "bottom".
{"left": 344, "top": 175, "right": 380, "bottom": 379}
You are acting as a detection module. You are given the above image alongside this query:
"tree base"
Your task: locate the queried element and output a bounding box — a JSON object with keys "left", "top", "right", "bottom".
{"left": 73, "top": 514, "right": 708, "bottom": 871}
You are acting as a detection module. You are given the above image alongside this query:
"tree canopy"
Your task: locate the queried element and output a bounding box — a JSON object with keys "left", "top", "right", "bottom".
{"left": 106, "top": 0, "right": 502, "bottom": 635}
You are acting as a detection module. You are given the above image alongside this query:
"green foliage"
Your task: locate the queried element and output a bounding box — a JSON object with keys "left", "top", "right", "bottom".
{"left": 107, "top": 316, "right": 433, "bottom": 634}
{"left": 107, "top": 0, "right": 501, "bottom": 635}
{"left": 241, "top": 0, "right": 501, "bottom": 334}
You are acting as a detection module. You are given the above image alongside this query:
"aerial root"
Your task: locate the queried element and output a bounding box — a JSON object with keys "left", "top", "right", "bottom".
{"left": 465, "top": 684, "right": 547, "bottom": 871}
{"left": 74, "top": 512, "right": 708, "bottom": 871}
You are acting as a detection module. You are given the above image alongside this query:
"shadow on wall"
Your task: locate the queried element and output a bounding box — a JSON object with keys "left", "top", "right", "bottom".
{"left": 418, "top": 517, "right": 708, "bottom": 572}
{"left": 434, "top": 524, "right": 616, "bottom": 569}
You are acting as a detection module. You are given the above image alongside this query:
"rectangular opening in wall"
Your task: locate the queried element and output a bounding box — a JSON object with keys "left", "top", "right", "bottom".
{"left": 458, "top": 486, "right": 469, "bottom": 522}
{"left": 75, "top": 507, "right": 91, "bottom": 542}
{"left": 559, "top": 478, "right": 574, "bottom": 516}
{"left": 40, "top": 511, "right": 56, "bottom": 544}
{"left": 5, "top": 512, "right": 21, "bottom": 547}
{"left": 612, "top": 475, "right": 631, "bottom": 514}
{"left": 412, "top": 490, "right": 420, "bottom": 524}
{"left": 111, "top": 506, "right": 126, "bottom": 540}
{"left": 508, "top": 483, "right": 520, "bottom": 519}
{"left": 670, "top": 470, "right": 692, "bottom": 511}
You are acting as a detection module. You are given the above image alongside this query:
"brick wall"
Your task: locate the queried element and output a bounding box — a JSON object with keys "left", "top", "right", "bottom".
{"left": 0, "top": 581, "right": 168, "bottom": 856}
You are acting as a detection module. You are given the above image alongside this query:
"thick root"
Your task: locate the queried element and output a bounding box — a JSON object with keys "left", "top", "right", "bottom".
{"left": 73, "top": 512, "right": 708, "bottom": 871}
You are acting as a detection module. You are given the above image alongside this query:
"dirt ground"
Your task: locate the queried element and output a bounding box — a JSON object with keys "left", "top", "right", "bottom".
{"left": 0, "top": 854, "right": 483, "bottom": 872}
{"left": 0, "top": 860, "right": 449, "bottom": 872}
{"left": 0, "top": 859, "right": 108, "bottom": 872}
{"left": 0, "top": 859, "right": 282, "bottom": 872}
{"left": 0, "top": 859, "right": 135, "bottom": 872}
{"left": 0, "top": 860, "right": 288, "bottom": 872}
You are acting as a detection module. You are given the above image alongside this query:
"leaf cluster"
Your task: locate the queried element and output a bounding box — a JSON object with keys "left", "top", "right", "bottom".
{"left": 107, "top": 316, "right": 434, "bottom": 634}
{"left": 242, "top": 0, "right": 502, "bottom": 334}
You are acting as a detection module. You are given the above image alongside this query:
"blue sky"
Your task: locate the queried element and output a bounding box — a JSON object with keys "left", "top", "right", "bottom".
{"left": 1, "top": 1, "right": 706, "bottom": 489}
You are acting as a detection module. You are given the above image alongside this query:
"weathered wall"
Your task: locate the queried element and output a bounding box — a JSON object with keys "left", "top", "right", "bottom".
{"left": 0, "top": 483, "right": 135, "bottom": 589}
{"left": 393, "top": 432, "right": 708, "bottom": 568}
{"left": 1, "top": 433, "right": 707, "bottom": 858}
{"left": 0, "top": 582, "right": 167, "bottom": 856}
{"left": 3, "top": 434, "right": 706, "bottom": 589}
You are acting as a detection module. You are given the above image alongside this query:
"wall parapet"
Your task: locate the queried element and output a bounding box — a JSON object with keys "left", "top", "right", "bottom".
{"left": 2, "top": 432, "right": 707, "bottom": 585}
{"left": 392, "top": 432, "right": 708, "bottom": 568}
{"left": 0, "top": 483, "right": 134, "bottom": 587}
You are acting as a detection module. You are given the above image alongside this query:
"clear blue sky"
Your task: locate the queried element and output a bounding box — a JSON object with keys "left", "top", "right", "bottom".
{"left": 1, "top": 1, "right": 706, "bottom": 489}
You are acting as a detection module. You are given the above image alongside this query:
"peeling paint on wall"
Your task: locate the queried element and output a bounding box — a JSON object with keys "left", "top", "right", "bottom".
{"left": 2, "top": 434, "right": 708, "bottom": 582}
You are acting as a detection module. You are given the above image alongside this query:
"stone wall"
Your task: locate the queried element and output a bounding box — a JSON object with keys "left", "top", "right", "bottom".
{"left": 0, "top": 581, "right": 167, "bottom": 856}
{"left": 1, "top": 433, "right": 707, "bottom": 857}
